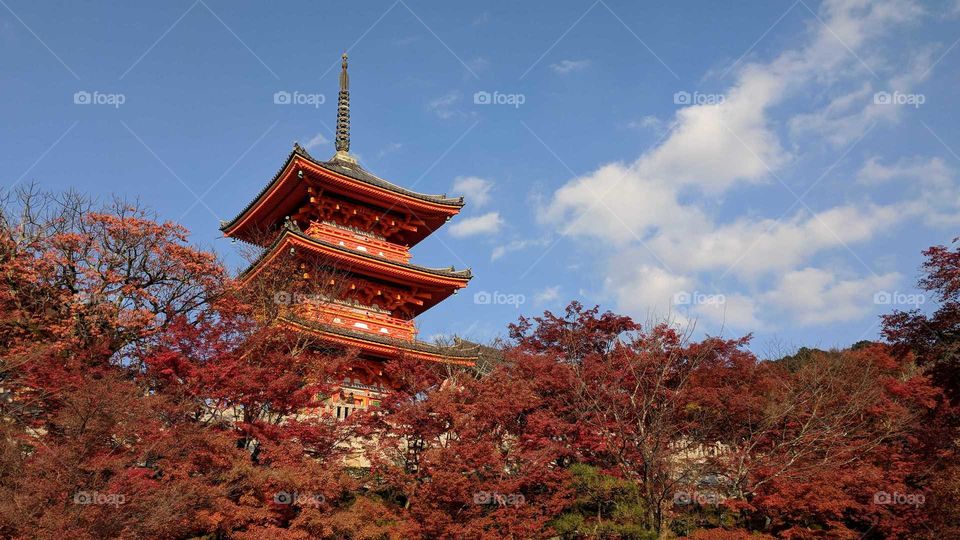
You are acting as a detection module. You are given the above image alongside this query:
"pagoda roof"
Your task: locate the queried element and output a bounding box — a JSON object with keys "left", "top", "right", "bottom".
{"left": 221, "top": 144, "right": 464, "bottom": 244}
{"left": 280, "top": 314, "right": 479, "bottom": 365}
{"left": 312, "top": 148, "right": 463, "bottom": 207}
{"left": 240, "top": 223, "right": 472, "bottom": 288}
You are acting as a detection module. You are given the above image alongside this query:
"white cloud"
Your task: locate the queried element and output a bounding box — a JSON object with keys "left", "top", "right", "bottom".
{"left": 449, "top": 211, "right": 503, "bottom": 238}
{"left": 647, "top": 204, "right": 904, "bottom": 278}
{"left": 427, "top": 92, "right": 470, "bottom": 119}
{"left": 540, "top": 162, "right": 710, "bottom": 245}
{"left": 637, "top": 70, "right": 789, "bottom": 192}
{"left": 491, "top": 237, "right": 551, "bottom": 261}
{"left": 540, "top": 165, "right": 907, "bottom": 278}
{"left": 789, "top": 46, "right": 933, "bottom": 147}
{"left": 606, "top": 263, "right": 693, "bottom": 315}
{"left": 305, "top": 132, "right": 329, "bottom": 150}
{"left": 550, "top": 59, "right": 590, "bottom": 74}
{"left": 377, "top": 142, "right": 403, "bottom": 159}
{"left": 692, "top": 293, "right": 762, "bottom": 331}
{"left": 468, "top": 57, "right": 490, "bottom": 73}
{"left": 788, "top": 82, "right": 892, "bottom": 147}
{"left": 534, "top": 286, "right": 561, "bottom": 304}
{"left": 451, "top": 176, "right": 493, "bottom": 207}
{"left": 764, "top": 268, "right": 899, "bottom": 325}
{"left": 539, "top": 0, "right": 939, "bottom": 329}
{"left": 857, "top": 155, "right": 951, "bottom": 185}
{"left": 617, "top": 0, "right": 926, "bottom": 195}
{"left": 627, "top": 116, "right": 664, "bottom": 131}
{"left": 858, "top": 156, "right": 960, "bottom": 226}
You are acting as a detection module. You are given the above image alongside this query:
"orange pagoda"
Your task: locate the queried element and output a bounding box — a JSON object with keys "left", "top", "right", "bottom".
{"left": 221, "top": 54, "right": 477, "bottom": 418}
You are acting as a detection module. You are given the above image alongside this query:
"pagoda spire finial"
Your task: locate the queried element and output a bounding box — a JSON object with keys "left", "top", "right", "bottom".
{"left": 334, "top": 52, "right": 355, "bottom": 162}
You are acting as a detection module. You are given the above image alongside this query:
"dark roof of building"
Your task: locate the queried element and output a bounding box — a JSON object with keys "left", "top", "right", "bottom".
{"left": 239, "top": 222, "right": 472, "bottom": 281}
{"left": 315, "top": 149, "right": 464, "bottom": 206}
{"left": 450, "top": 338, "right": 505, "bottom": 374}
{"left": 221, "top": 144, "right": 464, "bottom": 233}
{"left": 281, "top": 314, "right": 481, "bottom": 360}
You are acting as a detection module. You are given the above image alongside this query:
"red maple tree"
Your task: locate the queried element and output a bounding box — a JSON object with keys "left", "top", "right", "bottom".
{"left": 0, "top": 188, "right": 955, "bottom": 539}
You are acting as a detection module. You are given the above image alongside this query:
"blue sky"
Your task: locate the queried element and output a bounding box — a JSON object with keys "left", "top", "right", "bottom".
{"left": 3, "top": 0, "right": 959, "bottom": 355}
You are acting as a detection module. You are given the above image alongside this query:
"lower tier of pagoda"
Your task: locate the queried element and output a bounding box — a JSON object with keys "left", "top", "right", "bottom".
{"left": 297, "top": 299, "right": 417, "bottom": 341}
{"left": 279, "top": 313, "right": 478, "bottom": 366}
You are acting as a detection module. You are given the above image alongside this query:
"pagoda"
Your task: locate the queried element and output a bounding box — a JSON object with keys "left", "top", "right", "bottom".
{"left": 221, "top": 54, "right": 477, "bottom": 417}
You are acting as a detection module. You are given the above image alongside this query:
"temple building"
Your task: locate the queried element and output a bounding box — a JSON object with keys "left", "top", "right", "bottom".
{"left": 221, "top": 54, "right": 478, "bottom": 418}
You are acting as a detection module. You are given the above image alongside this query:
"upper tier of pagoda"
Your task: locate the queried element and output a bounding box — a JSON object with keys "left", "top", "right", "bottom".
{"left": 220, "top": 143, "right": 464, "bottom": 247}
{"left": 222, "top": 53, "right": 463, "bottom": 248}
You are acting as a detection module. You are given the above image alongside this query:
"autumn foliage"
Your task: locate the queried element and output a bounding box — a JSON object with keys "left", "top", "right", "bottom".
{"left": 0, "top": 189, "right": 955, "bottom": 539}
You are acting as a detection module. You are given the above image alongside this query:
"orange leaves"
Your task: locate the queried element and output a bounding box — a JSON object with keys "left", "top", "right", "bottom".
{"left": 0, "top": 189, "right": 955, "bottom": 538}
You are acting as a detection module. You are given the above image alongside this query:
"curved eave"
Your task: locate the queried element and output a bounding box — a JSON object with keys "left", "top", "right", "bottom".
{"left": 280, "top": 316, "right": 478, "bottom": 366}
{"left": 240, "top": 226, "right": 472, "bottom": 289}
{"left": 221, "top": 147, "right": 464, "bottom": 243}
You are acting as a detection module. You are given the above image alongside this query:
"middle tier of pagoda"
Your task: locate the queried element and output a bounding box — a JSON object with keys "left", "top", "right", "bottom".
{"left": 240, "top": 219, "right": 472, "bottom": 320}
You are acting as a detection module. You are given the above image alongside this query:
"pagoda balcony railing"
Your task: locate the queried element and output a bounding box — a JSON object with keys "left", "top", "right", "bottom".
{"left": 305, "top": 221, "right": 411, "bottom": 263}
{"left": 296, "top": 299, "right": 417, "bottom": 341}
{"left": 341, "top": 380, "right": 388, "bottom": 394}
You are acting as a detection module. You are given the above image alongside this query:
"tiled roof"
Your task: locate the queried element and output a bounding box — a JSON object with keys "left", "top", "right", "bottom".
{"left": 281, "top": 314, "right": 480, "bottom": 360}
{"left": 221, "top": 144, "right": 464, "bottom": 232}
{"left": 239, "top": 223, "right": 472, "bottom": 280}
